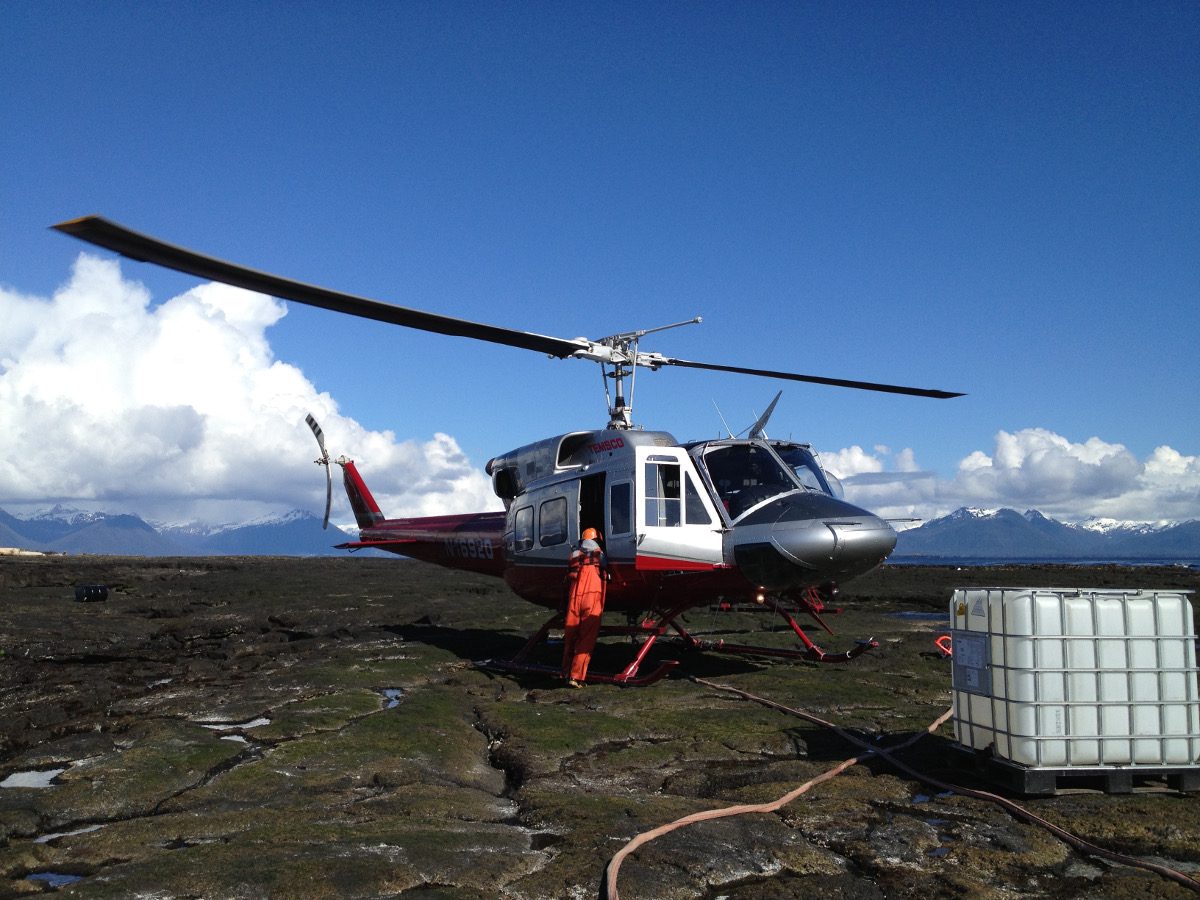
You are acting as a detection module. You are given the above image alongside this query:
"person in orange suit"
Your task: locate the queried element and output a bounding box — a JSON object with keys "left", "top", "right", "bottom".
{"left": 562, "top": 527, "right": 607, "bottom": 687}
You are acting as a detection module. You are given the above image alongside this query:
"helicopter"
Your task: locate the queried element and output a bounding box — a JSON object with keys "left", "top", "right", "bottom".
{"left": 52, "top": 215, "right": 962, "bottom": 684}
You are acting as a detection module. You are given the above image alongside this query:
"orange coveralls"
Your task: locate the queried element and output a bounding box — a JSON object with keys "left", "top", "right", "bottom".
{"left": 562, "top": 545, "right": 607, "bottom": 682}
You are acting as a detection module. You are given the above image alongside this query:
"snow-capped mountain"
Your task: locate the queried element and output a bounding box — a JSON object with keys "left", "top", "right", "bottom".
{"left": 157, "top": 510, "right": 351, "bottom": 556}
{"left": 0, "top": 507, "right": 351, "bottom": 557}
{"left": 152, "top": 509, "right": 318, "bottom": 538}
{"left": 894, "top": 507, "right": 1198, "bottom": 560}
{"left": 1076, "top": 517, "right": 1174, "bottom": 536}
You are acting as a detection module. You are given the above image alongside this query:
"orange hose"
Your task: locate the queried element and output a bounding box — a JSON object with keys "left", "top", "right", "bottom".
{"left": 604, "top": 678, "right": 1199, "bottom": 898}
{"left": 604, "top": 681, "right": 949, "bottom": 899}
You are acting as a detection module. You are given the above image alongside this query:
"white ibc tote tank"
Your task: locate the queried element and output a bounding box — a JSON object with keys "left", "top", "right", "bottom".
{"left": 950, "top": 588, "right": 1200, "bottom": 769}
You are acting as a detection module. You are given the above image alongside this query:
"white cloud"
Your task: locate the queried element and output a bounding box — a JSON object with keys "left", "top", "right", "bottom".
{"left": 820, "top": 445, "right": 884, "bottom": 477}
{"left": 5, "top": 257, "right": 1196, "bottom": 530}
{"left": 953, "top": 428, "right": 1142, "bottom": 513}
{"left": 0, "top": 255, "right": 499, "bottom": 524}
{"left": 829, "top": 429, "right": 1200, "bottom": 524}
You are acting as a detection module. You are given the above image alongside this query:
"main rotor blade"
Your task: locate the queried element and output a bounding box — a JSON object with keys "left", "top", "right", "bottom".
{"left": 52, "top": 216, "right": 586, "bottom": 358}
{"left": 53, "top": 216, "right": 965, "bottom": 399}
{"left": 662, "top": 358, "right": 964, "bottom": 399}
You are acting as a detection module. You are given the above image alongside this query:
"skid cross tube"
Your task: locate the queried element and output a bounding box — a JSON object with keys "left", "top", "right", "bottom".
{"left": 482, "top": 591, "right": 877, "bottom": 685}
{"left": 660, "top": 600, "right": 877, "bottom": 664}
{"left": 481, "top": 609, "right": 681, "bottom": 686}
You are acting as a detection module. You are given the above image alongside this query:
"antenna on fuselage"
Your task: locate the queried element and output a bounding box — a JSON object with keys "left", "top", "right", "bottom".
{"left": 712, "top": 400, "right": 735, "bottom": 439}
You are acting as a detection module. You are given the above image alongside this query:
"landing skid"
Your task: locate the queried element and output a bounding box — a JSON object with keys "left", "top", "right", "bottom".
{"left": 477, "top": 610, "right": 680, "bottom": 686}
{"left": 479, "top": 595, "right": 877, "bottom": 685}
{"left": 652, "top": 596, "right": 878, "bottom": 664}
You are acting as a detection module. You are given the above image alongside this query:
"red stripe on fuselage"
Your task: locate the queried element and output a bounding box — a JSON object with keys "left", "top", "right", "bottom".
{"left": 635, "top": 555, "right": 723, "bottom": 572}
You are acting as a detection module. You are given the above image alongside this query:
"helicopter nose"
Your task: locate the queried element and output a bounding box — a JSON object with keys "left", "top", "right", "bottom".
{"left": 774, "top": 517, "right": 897, "bottom": 571}
{"left": 730, "top": 494, "right": 897, "bottom": 589}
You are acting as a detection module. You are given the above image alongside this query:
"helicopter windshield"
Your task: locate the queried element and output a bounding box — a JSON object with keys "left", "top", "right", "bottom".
{"left": 770, "top": 443, "right": 835, "bottom": 496}
{"left": 699, "top": 442, "right": 799, "bottom": 520}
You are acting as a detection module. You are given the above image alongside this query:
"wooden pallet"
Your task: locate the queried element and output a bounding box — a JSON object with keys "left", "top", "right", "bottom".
{"left": 953, "top": 747, "right": 1200, "bottom": 796}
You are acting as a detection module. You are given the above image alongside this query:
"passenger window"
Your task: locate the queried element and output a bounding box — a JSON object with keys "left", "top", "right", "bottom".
{"left": 609, "top": 482, "right": 632, "bottom": 535}
{"left": 644, "top": 462, "right": 681, "bottom": 527}
{"left": 684, "top": 474, "right": 711, "bottom": 525}
{"left": 513, "top": 506, "right": 534, "bottom": 552}
{"left": 539, "top": 497, "right": 568, "bottom": 546}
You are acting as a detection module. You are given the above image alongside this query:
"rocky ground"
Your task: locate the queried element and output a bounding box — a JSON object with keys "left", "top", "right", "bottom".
{"left": 0, "top": 556, "right": 1197, "bottom": 898}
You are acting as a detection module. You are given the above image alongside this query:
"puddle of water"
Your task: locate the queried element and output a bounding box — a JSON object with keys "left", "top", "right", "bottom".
{"left": 35, "top": 824, "right": 105, "bottom": 844}
{"left": 199, "top": 717, "right": 271, "bottom": 731}
{"left": 1, "top": 768, "right": 67, "bottom": 789}
{"left": 381, "top": 689, "right": 404, "bottom": 709}
{"left": 913, "top": 790, "right": 955, "bottom": 806}
{"left": 928, "top": 846, "right": 951, "bottom": 859}
{"left": 26, "top": 872, "right": 85, "bottom": 887}
{"left": 529, "top": 831, "right": 562, "bottom": 851}
{"left": 163, "top": 836, "right": 201, "bottom": 850}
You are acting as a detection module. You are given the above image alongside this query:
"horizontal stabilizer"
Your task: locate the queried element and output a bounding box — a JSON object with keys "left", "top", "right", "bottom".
{"left": 336, "top": 539, "right": 419, "bottom": 550}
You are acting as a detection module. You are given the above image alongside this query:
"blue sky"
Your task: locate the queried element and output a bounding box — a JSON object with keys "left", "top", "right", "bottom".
{"left": 2, "top": 2, "right": 1198, "bottom": 527}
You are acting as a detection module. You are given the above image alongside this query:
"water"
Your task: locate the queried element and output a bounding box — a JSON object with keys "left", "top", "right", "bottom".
{"left": 35, "top": 824, "right": 104, "bottom": 844}
{"left": 26, "top": 873, "right": 85, "bottom": 887}
{"left": 890, "top": 556, "right": 1200, "bottom": 569}
{"left": 1, "top": 768, "right": 66, "bottom": 789}
{"left": 199, "top": 717, "right": 271, "bottom": 731}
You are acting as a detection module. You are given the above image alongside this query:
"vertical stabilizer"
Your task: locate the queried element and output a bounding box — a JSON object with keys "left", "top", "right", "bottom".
{"left": 339, "top": 460, "right": 385, "bottom": 529}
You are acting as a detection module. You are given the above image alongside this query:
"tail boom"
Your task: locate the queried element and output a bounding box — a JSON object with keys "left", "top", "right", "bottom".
{"left": 337, "top": 459, "right": 506, "bottom": 574}
{"left": 340, "top": 512, "right": 507, "bottom": 576}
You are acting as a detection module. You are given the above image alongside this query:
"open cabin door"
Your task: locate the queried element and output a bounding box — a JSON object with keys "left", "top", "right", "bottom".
{"left": 634, "top": 446, "right": 724, "bottom": 571}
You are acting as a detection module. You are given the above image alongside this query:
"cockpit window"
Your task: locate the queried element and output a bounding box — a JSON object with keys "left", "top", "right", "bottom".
{"left": 771, "top": 444, "right": 834, "bottom": 495}
{"left": 700, "top": 443, "right": 798, "bottom": 519}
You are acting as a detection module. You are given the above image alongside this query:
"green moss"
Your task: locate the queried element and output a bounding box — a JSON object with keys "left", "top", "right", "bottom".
{"left": 30, "top": 722, "right": 242, "bottom": 823}
{"left": 254, "top": 689, "right": 381, "bottom": 739}
{"left": 5, "top": 558, "right": 1199, "bottom": 899}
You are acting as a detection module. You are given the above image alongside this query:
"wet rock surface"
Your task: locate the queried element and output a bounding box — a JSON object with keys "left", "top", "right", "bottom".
{"left": 0, "top": 556, "right": 1197, "bottom": 898}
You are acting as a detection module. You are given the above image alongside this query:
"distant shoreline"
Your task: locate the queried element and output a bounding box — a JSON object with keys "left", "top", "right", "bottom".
{"left": 889, "top": 556, "right": 1200, "bottom": 569}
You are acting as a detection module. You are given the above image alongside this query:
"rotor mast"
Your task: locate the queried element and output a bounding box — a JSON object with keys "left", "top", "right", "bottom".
{"left": 586, "top": 317, "right": 703, "bottom": 429}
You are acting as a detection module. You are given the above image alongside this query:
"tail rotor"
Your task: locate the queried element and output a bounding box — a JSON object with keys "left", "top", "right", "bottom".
{"left": 305, "top": 413, "right": 332, "bottom": 530}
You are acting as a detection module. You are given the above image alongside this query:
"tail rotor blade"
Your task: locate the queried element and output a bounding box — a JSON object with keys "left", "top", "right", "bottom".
{"left": 322, "top": 467, "right": 332, "bottom": 531}
{"left": 306, "top": 413, "right": 328, "bottom": 459}
{"left": 305, "top": 414, "right": 332, "bottom": 530}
